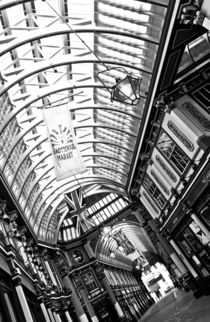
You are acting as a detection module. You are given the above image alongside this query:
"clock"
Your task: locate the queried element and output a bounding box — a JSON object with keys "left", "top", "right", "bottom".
{"left": 72, "top": 249, "right": 84, "bottom": 264}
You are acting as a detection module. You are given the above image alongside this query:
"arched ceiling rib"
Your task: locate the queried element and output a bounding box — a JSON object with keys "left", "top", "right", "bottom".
{"left": 0, "top": 0, "right": 169, "bottom": 244}
{"left": 0, "top": 27, "right": 159, "bottom": 56}
{"left": 0, "top": 58, "right": 150, "bottom": 97}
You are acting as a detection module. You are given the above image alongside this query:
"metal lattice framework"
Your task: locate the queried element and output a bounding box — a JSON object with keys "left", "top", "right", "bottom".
{"left": 96, "top": 221, "right": 156, "bottom": 269}
{"left": 0, "top": 0, "right": 172, "bottom": 244}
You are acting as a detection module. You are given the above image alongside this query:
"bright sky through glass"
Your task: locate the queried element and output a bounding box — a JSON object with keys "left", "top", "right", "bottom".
{"left": 0, "top": 0, "right": 167, "bottom": 243}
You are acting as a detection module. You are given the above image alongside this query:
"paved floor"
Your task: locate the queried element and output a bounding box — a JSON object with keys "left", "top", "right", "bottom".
{"left": 139, "top": 288, "right": 210, "bottom": 322}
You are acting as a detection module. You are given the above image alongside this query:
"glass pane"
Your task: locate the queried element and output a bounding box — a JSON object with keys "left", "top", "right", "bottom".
{"left": 183, "top": 228, "right": 203, "bottom": 252}
{"left": 189, "top": 221, "right": 210, "bottom": 246}
{"left": 189, "top": 36, "right": 210, "bottom": 61}
{"left": 104, "top": 207, "right": 111, "bottom": 217}
{"left": 0, "top": 0, "right": 169, "bottom": 242}
{"left": 111, "top": 202, "right": 119, "bottom": 213}
{"left": 157, "top": 130, "right": 189, "bottom": 173}
{"left": 143, "top": 174, "right": 166, "bottom": 208}
{"left": 106, "top": 205, "right": 115, "bottom": 215}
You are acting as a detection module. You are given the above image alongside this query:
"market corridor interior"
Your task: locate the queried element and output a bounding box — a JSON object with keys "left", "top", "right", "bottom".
{"left": 0, "top": 0, "right": 210, "bottom": 322}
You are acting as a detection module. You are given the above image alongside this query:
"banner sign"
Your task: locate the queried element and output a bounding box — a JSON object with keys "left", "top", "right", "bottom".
{"left": 43, "top": 105, "right": 86, "bottom": 180}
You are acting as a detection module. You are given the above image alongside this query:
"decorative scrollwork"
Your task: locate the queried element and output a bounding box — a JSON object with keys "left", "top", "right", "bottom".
{"left": 182, "top": 102, "right": 210, "bottom": 131}
{"left": 178, "top": 0, "right": 203, "bottom": 25}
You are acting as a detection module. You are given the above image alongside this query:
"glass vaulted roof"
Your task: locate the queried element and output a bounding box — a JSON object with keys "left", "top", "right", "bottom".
{"left": 0, "top": 0, "right": 169, "bottom": 244}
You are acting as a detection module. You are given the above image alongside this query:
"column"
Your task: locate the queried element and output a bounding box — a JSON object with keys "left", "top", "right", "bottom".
{"left": 65, "top": 310, "right": 73, "bottom": 322}
{"left": 80, "top": 288, "right": 99, "bottom": 322}
{"left": 63, "top": 276, "right": 89, "bottom": 322}
{"left": 170, "top": 239, "right": 198, "bottom": 278}
{"left": 53, "top": 312, "right": 62, "bottom": 322}
{"left": 102, "top": 278, "right": 125, "bottom": 319}
{"left": 148, "top": 220, "right": 188, "bottom": 276}
{"left": 40, "top": 302, "right": 51, "bottom": 322}
{"left": 47, "top": 308, "right": 56, "bottom": 322}
{"left": 169, "top": 251, "right": 188, "bottom": 276}
{"left": 15, "top": 282, "right": 34, "bottom": 322}
{"left": 94, "top": 264, "right": 126, "bottom": 319}
{"left": 57, "top": 313, "right": 62, "bottom": 322}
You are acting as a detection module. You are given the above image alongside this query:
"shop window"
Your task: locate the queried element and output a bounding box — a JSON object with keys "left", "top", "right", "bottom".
{"left": 200, "top": 205, "right": 210, "bottom": 228}
{"left": 189, "top": 221, "right": 209, "bottom": 246}
{"left": 81, "top": 271, "right": 99, "bottom": 294}
{"left": 183, "top": 228, "right": 203, "bottom": 252}
{"left": 157, "top": 130, "right": 189, "bottom": 174}
{"left": 178, "top": 227, "right": 210, "bottom": 277}
{"left": 143, "top": 174, "right": 167, "bottom": 208}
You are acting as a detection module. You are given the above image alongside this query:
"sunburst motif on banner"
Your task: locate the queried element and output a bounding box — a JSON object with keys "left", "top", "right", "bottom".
{"left": 50, "top": 124, "right": 73, "bottom": 147}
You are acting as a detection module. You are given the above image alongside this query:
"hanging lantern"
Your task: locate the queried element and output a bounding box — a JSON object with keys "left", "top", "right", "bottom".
{"left": 97, "top": 67, "right": 143, "bottom": 106}
{"left": 111, "top": 76, "right": 142, "bottom": 105}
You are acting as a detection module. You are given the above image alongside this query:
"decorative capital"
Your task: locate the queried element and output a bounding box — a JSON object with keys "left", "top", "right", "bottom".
{"left": 181, "top": 202, "right": 192, "bottom": 214}
{"left": 12, "top": 270, "right": 22, "bottom": 286}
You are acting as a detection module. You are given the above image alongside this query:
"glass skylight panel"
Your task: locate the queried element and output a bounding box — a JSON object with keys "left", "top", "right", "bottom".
{"left": 96, "top": 37, "right": 145, "bottom": 58}
{"left": 98, "top": 208, "right": 106, "bottom": 217}
{"left": 106, "top": 194, "right": 113, "bottom": 203}
{"left": 98, "top": 211, "right": 107, "bottom": 221}
{"left": 96, "top": 156, "right": 128, "bottom": 169}
{"left": 115, "top": 199, "right": 124, "bottom": 210}
{"left": 113, "top": 200, "right": 121, "bottom": 211}
{"left": 97, "top": 7, "right": 147, "bottom": 34}
{"left": 95, "top": 203, "right": 101, "bottom": 210}
{"left": 96, "top": 110, "right": 134, "bottom": 128}
{"left": 63, "top": 229, "right": 68, "bottom": 241}
{"left": 96, "top": 128, "right": 133, "bottom": 143}
{"left": 90, "top": 204, "right": 98, "bottom": 213}
{"left": 95, "top": 148, "right": 131, "bottom": 162}
{"left": 103, "top": 207, "right": 111, "bottom": 217}
{"left": 99, "top": 169, "right": 126, "bottom": 183}
{"left": 88, "top": 207, "right": 93, "bottom": 215}
{"left": 118, "top": 198, "right": 128, "bottom": 208}
{"left": 0, "top": 0, "right": 168, "bottom": 242}
{"left": 72, "top": 228, "right": 77, "bottom": 239}
{"left": 98, "top": 47, "right": 149, "bottom": 69}
{"left": 92, "top": 215, "right": 99, "bottom": 225}
{"left": 107, "top": 205, "right": 115, "bottom": 215}
{"left": 95, "top": 144, "right": 133, "bottom": 157}
{"left": 97, "top": 199, "right": 104, "bottom": 207}
{"left": 111, "top": 202, "right": 119, "bottom": 213}
{"left": 94, "top": 168, "right": 125, "bottom": 181}
{"left": 67, "top": 218, "right": 72, "bottom": 225}
{"left": 67, "top": 229, "right": 71, "bottom": 239}
{"left": 101, "top": 196, "right": 108, "bottom": 205}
